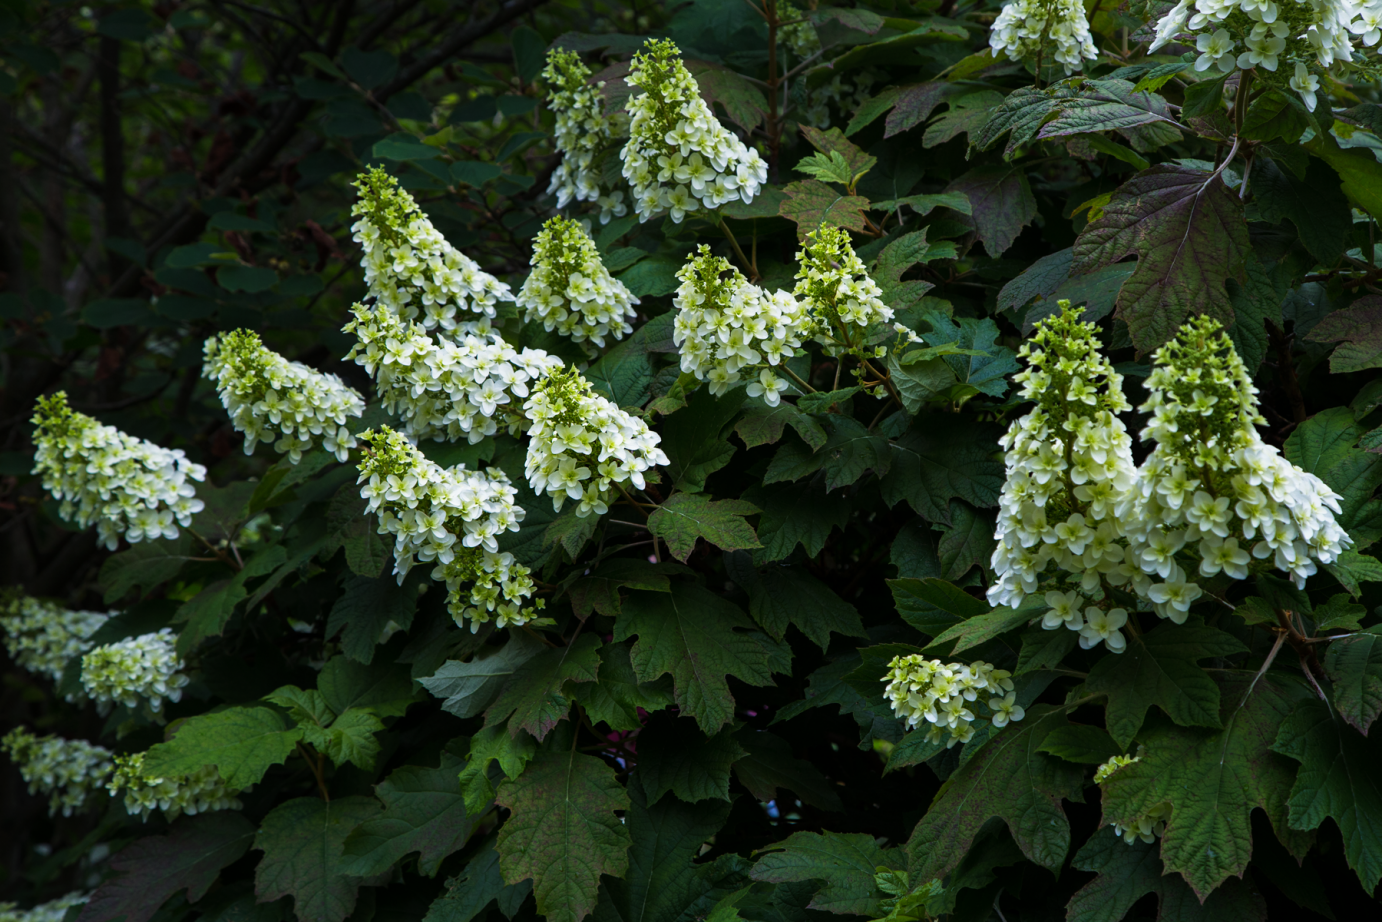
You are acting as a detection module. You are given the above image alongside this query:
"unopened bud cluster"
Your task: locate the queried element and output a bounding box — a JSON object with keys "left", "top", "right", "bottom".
{"left": 542, "top": 49, "right": 628, "bottom": 223}
{"left": 1, "top": 594, "right": 109, "bottom": 688}
{"left": 2, "top": 728, "right": 113, "bottom": 817}
{"left": 352, "top": 168, "right": 512, "bottom": 332}
{"left": 203, "top": 330, "right": 364, "bottom": 463}
{"left": 883, "top": 654, "right": 1022, "bottom": 748}
{"left": 793, "top": 225, "right": 895, "bottom": 358}
{"left": 0, "top": 892, "right": 88, "bottom": 922}
{"left": 620, "top": 39, "right": 768, "bottom": 222}
{"left": 80, "top": 628, "right": 189, "bottom": 715}
{"left": 108, "top": 752, "right": 242, "bottom": 822}
{"left": 989, "top": 0, "right": 1099, "bottom": 74}
{"left": 32, "top": 392, "right": 206, "bottom": 550}
{"left": 357, "top": 427, "right": 538, "bottom": 629}
{"left": 517, "top": 216, "right": 638, "bottom": 348}
{"left": 672, "top": 245, "right": 809, "bottom": 406}
{"left": 524, "top": 368, "right": 670, "bottom": 518}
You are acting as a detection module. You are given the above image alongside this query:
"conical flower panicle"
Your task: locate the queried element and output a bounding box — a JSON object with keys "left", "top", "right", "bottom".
{"left": 1, "top": 594, "right": 109, "bottom": 691}
{"left": 672, "top": 244, "right": 810, "bottom": 405}
{"left": 620, "top": 39, "right": 768, "bottom": 223}
{"left": 517, "top": 215, "right": 639, "bottom": 348}
{"left": 80, "top": 628, "right": 190, "bottom": 716}
{"left": 1126, "top": 315, "right": 1351, "bottom": 600}
{"left": 2, "top": 728, "right": 113, "bottom": 817}
{"left": 883, "top": 654, "right": 1021, "bottom": 748}
{"left": 107, "top": 752, "right": 242, "bottom": 822}
{"left": 542, "top": 49, "right": 628, "bottom": 223}
{"left": 989, "top": 0, "right": 1099, "bottom": 74}
{"left": 793, "top": 225, "right": 894, "bottom": 357}
{"left": 351, "top": 167, "right": 513, "bottom": 333}
{"left": 988, "top": 303, "right": 1137, "bottom": 654}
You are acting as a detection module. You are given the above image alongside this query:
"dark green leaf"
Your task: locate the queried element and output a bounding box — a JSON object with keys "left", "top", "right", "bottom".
{"left": 100, "top": 535, "right": 194, "bottom": 603}
{"left": 1036, "top": 725, "right": 1120, "bottom": 763}
{"left": 749, "top": 832, "right": 896, "bottom": 916}
{"left": 1241, "top": 89, "right": 1311, "bottom": 143}
{"left": 254, "top": 797, "right": 382, "bottom": 922}
{"left": 424, "top": 843, "right": 531, "bottom": 922}
{"left": 727, "top": 557, "right": 865, "bottom": 651}
{"left": 569, "top": 643, "right": 675, "bottom": 731}
{"left": 318, "top": 655, "right": 418, "bottom": 718}
{"left": 420, "top": 631, "right": 546, "bottom": 719}
{"left": 341, "top": 756, "right": 472, "bottom": 878}
{"left": 748, "top": 482, "right": 851, "bottom": 563}
{"left": 732, "top": 729, "right": 842, "bottom": 811}
{"left": 1253, "top": 158, "right": 1352, "bottom": 267}
{"left": 1305, "top": 295, "right": 1382, "bottom": 374}
{"left": 486, "top": 634, "right": 602, "bottom": 740}
{"left": 658, "top": 387, "right": 743, "bottom": 493}
{"left": 637, "top": 715, "right": 747, "bottom": 803}
{"left": 778, "top": 180, "right": 870, "bottom": 236}
{"left": 944, "top": 165, "right": 1036, "bottom": 256}
{"left": 325, "top": 572, "right": 422, "bottom": 665}
{"left": 647, "top": 493, "right": 762, "bottom": 562}
{"left": 888, "top": 577, "right": 986, "bottom": 637}
{"left": 144, "top": 706, "right": 304, "bottom": 790}
{"left": 881, "top": 417, "right": 1004, "bottom": 523}
{"left": 1324, "top": 627, "right": 1382, "bottom": 735}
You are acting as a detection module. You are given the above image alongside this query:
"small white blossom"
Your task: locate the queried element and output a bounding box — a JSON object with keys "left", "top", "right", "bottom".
{"left": 517, "top": 216, "right": 638, "bottom": 347}
{"left": 793, "top": 225, "right": 894, "bottom": 358}
{"left": 989, "top": 0, "right": 1099, "bottom": 74}
{"left": 107, "top": 752, "right": 242, "bottom": 822}
{"left": 0, "top": 892, "right": 89, "bottom": 922}
{"left": 1, "top": 595, "right": 110, "bottom": 690}
{"left": 884, "top": 654, "right": 1020, "bottom": 747}
{"left": 543, "top": 49, "right": 628, "bottom": 221}
{"left": 2, "top": 727, "right": 113, "bottom": 817}
{"left": 80, "top": 628, "right": 190, "bottom": 715}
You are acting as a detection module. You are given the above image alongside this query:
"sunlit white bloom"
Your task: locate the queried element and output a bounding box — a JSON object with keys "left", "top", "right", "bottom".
{"left": 80, "top": 629, "right": 189, "bottom": 716}
{"left": 989, "top": 0, "right": 1099, "bottom": 74}
{"left": 542, "top": 49, "right": 628, "bottom": 221}
{"left": 517, "top": 216, "right": 638, "bottom": 348}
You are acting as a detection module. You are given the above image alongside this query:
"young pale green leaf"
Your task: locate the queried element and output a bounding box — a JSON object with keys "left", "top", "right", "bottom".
{"left": 750, "top": 831, "right": 899, "bottom": 916}
{"left": 340, "top": 756, "right": 472, "bottom": 878}
{"left": 1082, "top": 618, "right": 1248, "bottom": 748}
{"left": 143, "top": 706, "right": 303, "bottom": 790}
{"left": 1098, "top": 675, "right": 1312, "bottom": 899}
{"left": 459, "top": 725, "right": 537, "bottom": 816}
{"left": 484, "top": 634, "right": 602, "bottom": 740}
{"left": 636, "top": 715, "right": 747, "bottom": 803}
{"left": 795, "top": 150, "right": 856, "bottom": 187}
{"left": 617, "top": 584, "right": 789, "bottom": 734}
{"left": 799, "top": 125, "right": 876, "bottom": 181}
{"left": 1324, "top": 627, "right": 1382, "bottom": 735}
{"left": 254, "top": 797, "right": 382, "bottom": 922}
{"left": 907, "top": 705, "right": 1085, "bottom": 882}
{"left": 646, "top": 492, "right": 762, "bottom": 563}
{"left": 495, "top": 748, "right": 632, "bottom": 922}
{"left": 732, "top": 728, "right": 842, "bottom": 811}
{"left": 419, "top": 631, "right": 545, "bottom": 719}
{"left": 76, "top": 814, "right": 256, "bottom": 922}
{"left": 568, "top": 643, "right": 675, "bottom": 731}
{"left": 1272, "top": 697, "right": 1382, "bottom": 892}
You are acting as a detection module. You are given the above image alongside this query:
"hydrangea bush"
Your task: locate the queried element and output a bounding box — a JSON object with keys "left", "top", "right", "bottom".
{"left": 5, "top": 3, "right": 1382, "bottom": 922}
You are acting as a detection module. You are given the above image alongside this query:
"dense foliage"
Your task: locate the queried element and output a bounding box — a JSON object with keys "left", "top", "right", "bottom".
{"left": 4, "top": 1, "right": 1382, "bottom": 922}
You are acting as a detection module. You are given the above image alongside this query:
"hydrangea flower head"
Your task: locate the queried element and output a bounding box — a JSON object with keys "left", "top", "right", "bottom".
{"left": 987, "top": 302, "right": 1138, "bottom": 621}
{"left": 351, "top": 167, "right": 513, "bottom": 333}
{"left": 2, "top": 727, "right": 113, "bottom": 817}
{"left": 523, "top": 367, "right": 670, "bottom": 517}
{"left": 356, "top": 426, "right": 539, "bottom": 630}
{"left": 1126, "top": 315, "right": 1350, "bottom": 594}
{"left": 203, "top": 330, "right": 364, "bottom": 463}
{"left": 989, "top": 0, "right": 1099, "bottom": 74}
{"left": 672, "top": 244, "right": 811, "bottom": 403}
{"left": 0, "top": 892, "right": 89, "bottom": 922}
{"left": 1, "top": 594, "right": 109, "bottom": 689}
{"left": 32, "top": 392, "right": 206, "bottom": 550}
{"left": 80, "top": 628, "right": 189, "bottom": 715}
{"left": 517, "top": 216, "right": 639, "bottom": 348}
{"left": 107, "top": 752, "right": 242, "bottom": 822}
{"left": 620, "top": 38, "right": 768, "bottom": 222}
{"left": 883, "top": 653, "right": 1020, "bottom": 748}
{"left": 793, "top": 225, "right": 894, "bottom": 357}
{"left": 542, "top": 49, "right": 628, "bottom": 223}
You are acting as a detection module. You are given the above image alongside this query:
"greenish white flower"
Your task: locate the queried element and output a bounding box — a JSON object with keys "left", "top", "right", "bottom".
{"left": 793, "top": 225, "right": 894, "bottom": 358}
{"left": 989, "top": 0, "right": 1099, "bottom": 74}
{"left": 0, "top": 892, "right": 88, "bottom": 922}
{"left": 1, "top": 594, "right": 109, "bottom": 690}
{"left": 80, "top": 628, "right": 189, "bottom": 715}
{"left": 203, "top": 329, "right": 364, "bottom": 463}
{"left": 107, "top": 752, "right": 242, "bottom": 822}
{"left": 2, "top": 727, "right": 113, "bottom": 817}
{"left": 32, "top": 392, "right": 206, "bottom": 551}
{"left": 542, "top": 49, "right": 628, "bottom": 222}
{"left": 883, "top": 654, "right": 1019, "bottom": 748}
{"left": 517, "top": 216, "right": 638, "bottom": 348}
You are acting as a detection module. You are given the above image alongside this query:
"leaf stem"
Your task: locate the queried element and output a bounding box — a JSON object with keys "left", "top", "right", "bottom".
{"left": 780, "top": 364, "right": 817, "bottom": 394}
{"left": 297, "top": 741, "right": 330, "bottom": 802}
{"left": 715, "top": 212, "right": 759, "bottom": 281}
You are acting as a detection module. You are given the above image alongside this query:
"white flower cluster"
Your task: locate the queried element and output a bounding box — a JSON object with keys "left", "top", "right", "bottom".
{"left": 352, "top": 167, "right": 513, "bottom": 333}
{"left": 793, "top": 225, "right": 895, "bottom": 357}
{"left": 517, "top": 216, "right": 638, "bottom": 348}
{"left": 883, "top": 654, "right": 1023, "bottom": 748}
{"left": 620, "top": 39, "right": 768, "bottom": 223}
{"left": 1093, "top": 753, "right": 1171, "bottom": 844}
{"left": 987, "top": 304, "right": 1137, "bottom": 627}
{"left": 344, "top": 301, "right": 561, "bottom": 444}
{"left": 989, "top": 0, "right": 1099, "bottom": 75}
{"left": 0, "top": 893, "right": 88, "bottom": 922}
{"left": 203, "top": 329, "right": 364, "bottom": 463}
{"left": 672, "top": 245, "right": 810, "bottom": 406}
{"left": 32, "top": 392, "right": 206, "bottom": 551}
{"left": 108, "top": 752, "right": 242, "bottom": 822}
{"left": 1123, "top": 315, "right": 1350, "bottom": 598}
{"left": 1150, "top": 0, "right": 1369, "bottom": 111}
{"left": 524, "top": 367, "right": 670, "bottom": 518}
{"left": 1, "top": 595, "right": 109, "bottom": 687}
{"left": 80, "top": 628, "right": 189, "bottom": 715}
{"left": 357, "top": 427, "right": 539, "bottom": 630}
{"left": 2, "top": 727, "right": 113, "bottom": 817}
{"left": 542, "top": 48, "right": 628, "bottom": 223}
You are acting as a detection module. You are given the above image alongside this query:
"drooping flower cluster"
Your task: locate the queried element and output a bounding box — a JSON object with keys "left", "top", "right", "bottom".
{"left": 107, "top": 752, "right": 242, "bottom": 822}
{"left": 989, "top": 0, "right": 1099, "bottom": 75}
{"left": 0, "top": 892, "right": 88, "bottom": 922}
{"left": 344, "top": 301, "right": 562, "bottom": 444}
{"left": 80, "top": 629, "right": 189, "bottom": 715}
{"left": 620, "top": 39, "right": 768, "bottom": 222}
{"left": 32, "top": 392, "right": 207, "bottom": 551}
{"left": 352, "top": 167, "right": 513, "bottom": 333}
{"left": 1124, "top": 315, "right": 1351, "bottom": 598}
{"left": 987, "top": 303, "right": 1138, "bottom": 626}
{"left": 517, "top": 216, "right": 639, "bottom": 348}
{"left": 203, "top": 330, "right": 364, "bottom": 463}
{"left": 357, "top": 427, "right": 539, "bottom": 630}
{"left": 542, "top": 49, "right": 628, "bottom": 223}
{"left": 523, "top": 368, "right": 670, "bottom": 517}
{"left": 1093, "top": 753, "right": 1171, "bottom": 844}
{"left": 793, "top": 225, "right": 895, "bottom": 357}
{"left": 1150, "top": 0, "right": 1368, "bottom": 111}
{"left": 883, "top": 654, "right": 1022, "bottom": 748}
{"left": 1, "top": 594, "right": 109, "bottom": 687}
{"left": 2, "top": 728, "right": 113, "bottom": 817}
{"left": 672, "top": 245, "right": 810, "bottom": 405}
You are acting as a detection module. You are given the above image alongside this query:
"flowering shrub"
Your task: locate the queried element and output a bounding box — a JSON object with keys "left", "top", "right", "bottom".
{"left": 6, "top": 4, "right": 1382, "bottom": 922}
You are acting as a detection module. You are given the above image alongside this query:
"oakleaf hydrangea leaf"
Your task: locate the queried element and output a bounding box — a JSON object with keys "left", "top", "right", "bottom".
{"left": 485, "top": 634, "right": 602, "bottom": 740}
{"left": 750, "top": 831, "right": 899, "bottom": 916}
{"left": 1323, "top": 627, "right": 1382, "bottom": 735}
{"left": 254, "top": 796, "right": 383, "bottom": 922}
{"left": 635, "top": 715, "right": 747, "bottom": 803}
{"left": 647, "top": 493, "right": 762, "bottom": 562}
{"left": 143, "top": 705, "right": 303, "bottom": 790}
{"left": 340, "top": 755, "right": 472, "bottom": 878}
